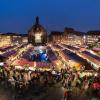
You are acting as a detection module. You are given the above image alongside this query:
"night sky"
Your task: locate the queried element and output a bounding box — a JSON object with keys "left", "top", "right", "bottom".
{"left": 0, "top": 0, "right": 100, "bottom": 34}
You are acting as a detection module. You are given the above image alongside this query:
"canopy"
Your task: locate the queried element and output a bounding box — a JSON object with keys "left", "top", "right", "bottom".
{"left": 13, "top": 58, "right": 34, "bottom": 66}
{"left": 13, "top": 58, "right": 54, "bottom": 69}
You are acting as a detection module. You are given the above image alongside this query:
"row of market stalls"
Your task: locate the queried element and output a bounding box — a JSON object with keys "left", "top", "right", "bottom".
{"left": 61, "top": 44, "right": 100, "bottom": 71}
{"left": 82, "top": 51, "right": 100, "bottom": 63}
{"left": 53, "top": 44, "right": 63, "bottom": 50}
{"left": 22, "top": 47, "right": 34, "bottom": 60}
{"left": 0, "top": 44, "right": 30, "bottom": 68}
{"left": 53, "top": 44, "right": 95, "bottom": 71}
{"left": 12, "top": 58, "right": 54, "bottom": 71}
{"left": 92, "top": 48, "right": 100, "bottom": 55}
{"left": 0, "top": 45, "right": 16, "bottom": 52}
{"left": 8, "top": 46, "right": 57, "bottom": 71}
{"left": 82, "top": 50, "right": 100, "bottom": 70}
{"left": 47, "top": 47, "right": 61, "bottom": 70}
{"left": 62, "top": 49, "right": 93, "bottom": 70}
{"left": 2, "top": 50, "right": 17, "bottom": 58}
{"left": 62, "top": 44, "right": 80, "bottom": 51}
{"left": 52, "top": 44, "right": 81, "bottom": 70}
{"left": 0, "top": 43, "right": 29, "bottom": 58}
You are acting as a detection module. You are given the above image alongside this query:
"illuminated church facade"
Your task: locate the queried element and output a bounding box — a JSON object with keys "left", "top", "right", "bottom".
{"left": 28, "top": 16, "right": 47, "bottom": 46}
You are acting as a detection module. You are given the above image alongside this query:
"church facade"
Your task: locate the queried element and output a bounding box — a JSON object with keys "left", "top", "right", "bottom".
{"left": 28, "top": 16, "right": 47, "bottom": 46}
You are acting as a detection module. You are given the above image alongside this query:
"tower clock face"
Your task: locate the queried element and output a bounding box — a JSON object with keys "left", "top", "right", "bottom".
{"left": 35, "top": 33, "right": 42, "bottom": 43}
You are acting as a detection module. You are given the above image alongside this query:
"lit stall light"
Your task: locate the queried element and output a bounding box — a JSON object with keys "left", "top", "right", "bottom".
{"left": 29, "top": 67, "right": 36, "bottom": 71}
{"left": 15, "top": 66, "right": 23, "bottom": 70}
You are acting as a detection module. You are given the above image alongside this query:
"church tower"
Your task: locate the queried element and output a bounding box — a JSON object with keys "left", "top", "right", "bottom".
{"left": 28, "top": 16, "right": 47, "bottom": 46}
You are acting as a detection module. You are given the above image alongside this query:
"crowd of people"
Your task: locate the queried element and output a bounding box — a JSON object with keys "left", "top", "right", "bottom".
{"left": 0, "top": 65, "right": 100, "bottom": 100}
{"left": 0, "top": 66, "right": 62, "bottom": 99}
{"left": 61, "top": 68, "right": 100, "bottom": 100}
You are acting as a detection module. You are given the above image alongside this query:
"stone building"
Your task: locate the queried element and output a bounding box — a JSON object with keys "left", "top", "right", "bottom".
{"left": 28, "top": 16, "right": 47, "bottom": 46}
{"left": 0, "top": 33, "right": 23, "bottom": 47}
{"left": 84, "top": 31, "right": 100, "bottom": 48}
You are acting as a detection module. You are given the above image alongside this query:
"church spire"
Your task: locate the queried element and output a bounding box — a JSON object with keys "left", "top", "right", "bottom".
{"left": 35, "top": 16, "right": 39, "bottom": 25}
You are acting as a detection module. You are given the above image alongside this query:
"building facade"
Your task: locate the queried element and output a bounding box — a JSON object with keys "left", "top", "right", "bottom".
{"left": 0, "top": 33, "right": 12, "bottom": 47}
{"left": 0, "top": 33, "right": 21, "bottom": 47}
{"left": 49, "top": 31, "right": 63, "bottom": 43}
{"left": 64, "top": 28, "right": 84, "bottom": 45}
{"left": 49, "top": 28, "right": 100, "bottom": 48}
{"left": 28, "top": 16, "right": 47, "bottom": 46}
{"left": 0, "top": 33, "right": 27, "bottom": 47}
{"left": 84, "top": 31, "right": 100, "bottom": 48}
{"left": 49, "top": 28, "right": 84, "bottom": 46}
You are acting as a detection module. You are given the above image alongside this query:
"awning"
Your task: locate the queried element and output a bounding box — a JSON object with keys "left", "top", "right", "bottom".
{"left": 13, "top": 58, "right": 34, "bottom": 66}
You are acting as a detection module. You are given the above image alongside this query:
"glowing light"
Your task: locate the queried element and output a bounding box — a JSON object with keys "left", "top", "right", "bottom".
{"left": 39, "top": 49, "right": 43, "bottom": 53}
{"left": 34, "top": 62, "right": 36, "bottom": 67}
{"left": 56, "top": 62, "right": 59, "bottom": 66}
{"left": 35, "top": 33, "right": 42, "bottom": 43}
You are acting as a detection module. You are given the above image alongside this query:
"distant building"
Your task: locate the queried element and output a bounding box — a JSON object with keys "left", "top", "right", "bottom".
{"left": 49, "top": 28, "right": 100, "bottom": 48}
{"left": 28, "top": 16, "right": 47, "bottom": 46}
{"left": 0, "top": 33, "right": 28, "bottom": 47}
{"left": 49, "top": 28, "right": 85, "bottom": 46}
{"left": 63, "top": 27, "right": 74, "bottom": 44}
{"left": 49, "top": 31, "right": 63, "bottom": 43}
{"left": 19, "top": 34, "right": 28, "bottom": 43}
{"left": 70, "top": 31, "right": 84, "bottom": 45}
{"left": 85, "top": 31, "right": 100, "bottom": 48}
{"left": 0, "top": 33, "right": 12, "bottom": 46}
{"left": 64, "top": 27, "right": 74, "bottom": 35}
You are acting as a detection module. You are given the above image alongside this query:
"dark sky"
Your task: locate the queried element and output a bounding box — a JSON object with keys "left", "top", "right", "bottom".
{"left": 0, "top": 0, "right": 100, "bottom": 34}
